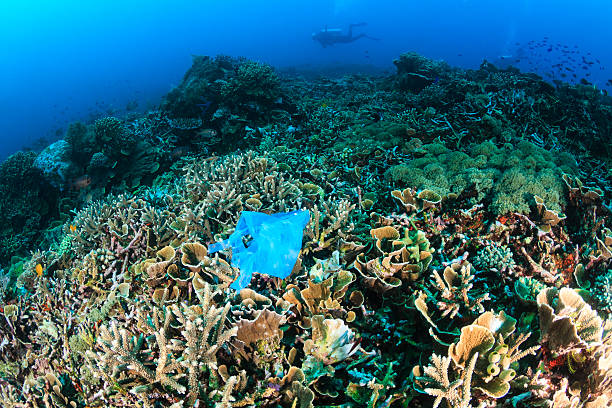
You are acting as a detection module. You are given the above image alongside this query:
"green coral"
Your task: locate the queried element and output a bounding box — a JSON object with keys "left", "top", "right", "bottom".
{"left": 220, "top": 60, "right": 281, "bottom": 108}
{"left": 472, "top": 241, "right": 516, "bottom": 274}
{"left": 514, "top": 277, "right": 547, "bottom": 305}
{"left": 591, "top": 269, "right": 612, "bottom": 315}
{"left": 347, "top": 360, "right": 397, "bottom": 406}
{"left": 386, "top": 140, "right": 577, "bottom": 214}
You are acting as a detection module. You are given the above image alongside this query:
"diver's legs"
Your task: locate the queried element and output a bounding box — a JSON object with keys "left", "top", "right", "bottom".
{"left": 349, "top": 33, "right": 367, "bottom": 43}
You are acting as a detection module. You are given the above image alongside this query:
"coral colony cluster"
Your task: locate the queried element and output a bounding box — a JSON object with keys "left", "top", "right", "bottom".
{"left": 0, "top": 53, "right": 611, "bottom": 407}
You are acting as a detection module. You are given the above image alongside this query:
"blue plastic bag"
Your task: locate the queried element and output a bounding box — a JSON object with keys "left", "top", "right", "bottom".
{"left": 208, "top": 210, "right": 310, "bottom": 290}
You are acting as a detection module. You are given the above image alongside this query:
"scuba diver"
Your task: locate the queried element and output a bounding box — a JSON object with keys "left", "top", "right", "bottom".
{"left": 312, "top": 23, "right": 379, "bottom": 47}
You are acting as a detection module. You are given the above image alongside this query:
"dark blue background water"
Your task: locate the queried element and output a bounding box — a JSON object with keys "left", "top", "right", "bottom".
{"left": 2, "top": 0, "right": 611, "bottom": 160}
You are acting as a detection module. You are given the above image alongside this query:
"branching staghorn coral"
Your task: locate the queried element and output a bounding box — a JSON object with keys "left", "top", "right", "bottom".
{"left": 170, "top": 282, "right": 237, "bottom": 405}
{"left": 415, "top": 260, "right": 490, "bottom": 333}
{"left": 413, "top": 352, "right": 477, "bottom": 408}
{"left": 92, "top": 307, "right": 185, "bottom": 400}
{"left": 71, "top": 195, "right": 148, "bottom": 253}
{"left": 180, "top": 152, "right": 302, "bottom": 232}
{"left": 0, "top": 265, "right": 91, "bottom": 406}
{"left": 303, "top": 198, "right": 357, "bottom": 255}
{"left": 89, "top": 282, "right": 237, "bottom": 406}
{"left": 0, "top": 383, "right": 23, "bottom": 408}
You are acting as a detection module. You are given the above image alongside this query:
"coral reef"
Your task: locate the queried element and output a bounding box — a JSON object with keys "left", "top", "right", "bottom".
{"left": 386, "top": 139, "right": 577, "bottom": 214}
{"left": 0, "top": 52, "right": 611, "bottom": 407}
{"left": 0, "top": 151, "right": 59, "bottom": 264}
{"left": 161, "top": 55, "right": 286, "bottom": 151}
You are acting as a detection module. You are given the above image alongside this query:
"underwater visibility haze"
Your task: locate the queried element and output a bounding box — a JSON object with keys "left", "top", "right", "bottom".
{"left": 0, "top": 0, "right": 611, "bottom": 407}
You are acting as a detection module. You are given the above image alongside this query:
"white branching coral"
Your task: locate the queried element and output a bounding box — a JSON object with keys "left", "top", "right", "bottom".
{"left": 89, "top": 283, "right": 237, "bottom": 405}
{"left": 413, "top": 352, "right": 477, "bottom": 408}
{"left": 170, "top": 283, "right": 238, "bottom": 405}
{"left": 94, "top": 309, "right": 185, "bottom": 396}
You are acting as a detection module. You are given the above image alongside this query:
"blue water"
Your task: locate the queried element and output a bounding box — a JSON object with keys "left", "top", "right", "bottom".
{"left": 1, "top": 0, "right": 611, "bottom": 160}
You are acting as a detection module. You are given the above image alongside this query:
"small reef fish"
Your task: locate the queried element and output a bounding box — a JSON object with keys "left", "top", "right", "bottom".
{"left": 69, "top": 224, "right": 77, "bottom": 232}
{"left": 35, "top": 264, "right": 43, "bottom": 277}
{"left": 70, "top": 175, "right": 92, "bottom": 190}
{"left": 197, "top": 128, "right": 218, "bottom": 139}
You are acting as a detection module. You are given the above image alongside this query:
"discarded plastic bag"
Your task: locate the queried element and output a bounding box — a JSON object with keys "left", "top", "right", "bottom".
{"left": 208, "top": 210, "right": 310, "bottom": 291}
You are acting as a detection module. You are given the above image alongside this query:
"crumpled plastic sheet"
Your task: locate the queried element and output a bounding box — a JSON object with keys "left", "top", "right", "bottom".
{"left": 208, "top": 210, "right": 310, "bottom": 290}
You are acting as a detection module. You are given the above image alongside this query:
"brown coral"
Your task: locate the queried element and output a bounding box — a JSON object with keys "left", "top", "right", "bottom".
{"left": 355, "top": 225, "right": 433, "bottom": 294}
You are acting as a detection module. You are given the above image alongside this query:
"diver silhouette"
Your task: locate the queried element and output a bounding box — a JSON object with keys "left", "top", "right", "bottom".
{"left": 312, "top": 23, "right": 379, "bottom": 47}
